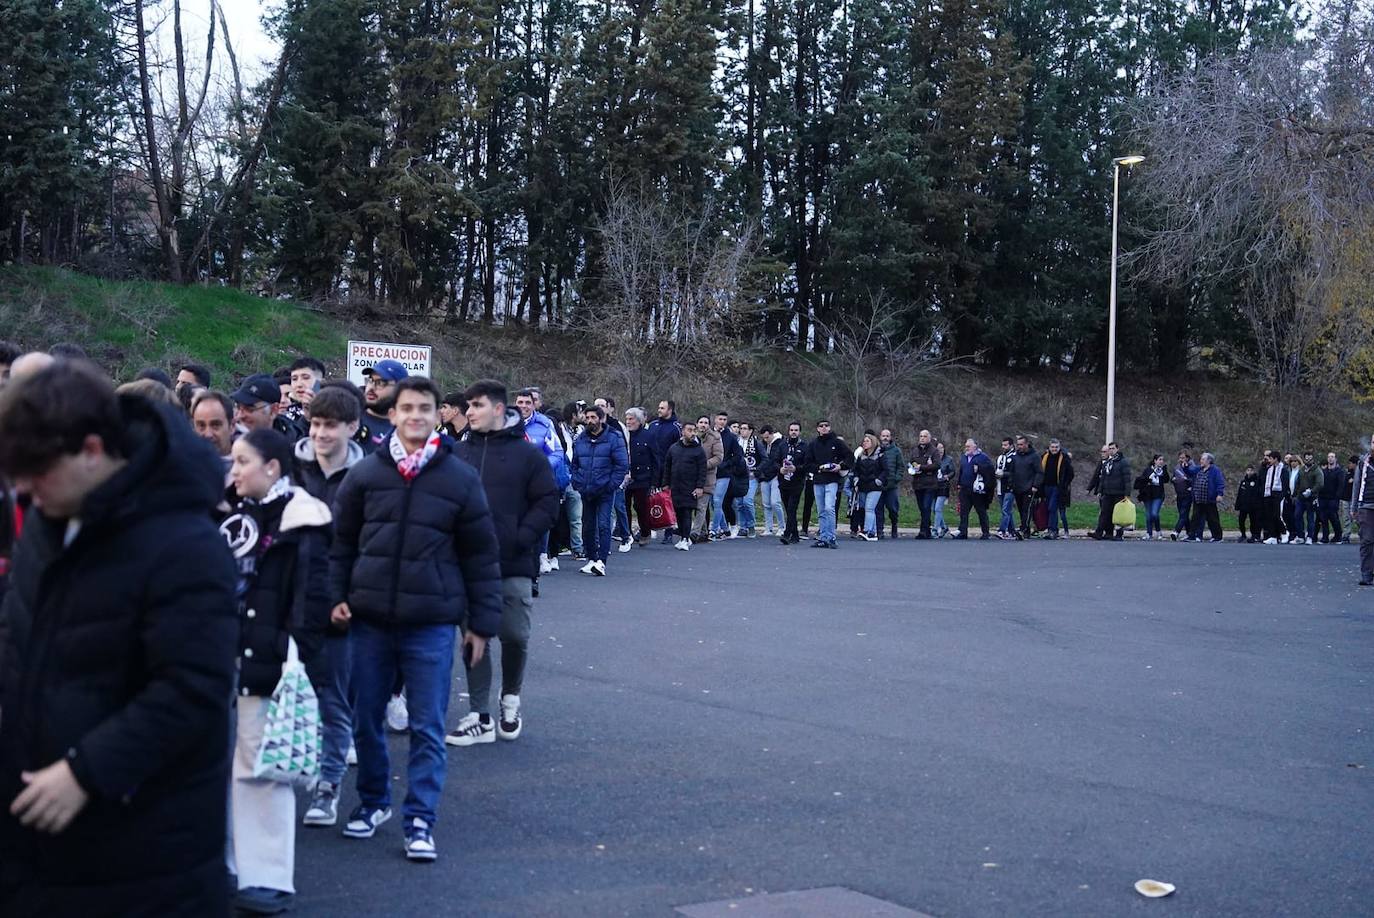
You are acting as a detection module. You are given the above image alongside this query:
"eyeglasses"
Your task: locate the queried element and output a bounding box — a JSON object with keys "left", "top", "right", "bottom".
{"left": 365, "top": 378, "right": 395, "bottom": 389}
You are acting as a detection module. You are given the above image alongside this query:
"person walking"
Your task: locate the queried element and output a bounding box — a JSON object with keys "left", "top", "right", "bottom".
{"left": 1317, "top": 452, "right": 1344, "bottom": 544}
{"left": 853, "top": 432, "right": 886, "bottom": 541}
{"left": 646, "top": 400, "right": 683, "bottom": 543}
{"left": 0, "top": 361, "right": 238, "bottom": 915}
{"left": 1187, "top": 452, "right": 1226, "bottom": 542}
{"left": 736, "top": 422, "right": 763, "bottom": 537}
{"left": 777, "top": 422, "right": 809, "bottom": 544}
{"left": 1091, "top": 443, "right": 1132, "bottom": 540}
{"left": 1294, "top": 452, "right": 1324, "bottom": 545}
{"left": 757, "top": 426, "right": 785, "bottom": 536}
{"left": 221, "top": 428, "right": 332, "bottom": 914}
{"left": 691, "top": 416, "right": 723, "bottom": 542}
{"left": 1170, "top": 451, "right": 1199, "bottom": 540}
{"left": 1134, "top": 455, "right": 1168, "bottom": 540}
{"left": 622, "top": 408, "right": 660, "bottom": 548}
{"left": 446, "top": 381, "right": 560, "bottom": 748}
{"left": 1040, "top": 439, "right": 1074, "bottom": 539}
{"left": 1235, "top": 464, "right": 1262, "bottom": 542}
{"left": 932, "top": 442, "right": 954, "bottom": 538}
{"left": 662, "top": 421, "right": 709, "bottom": 550}
{"left": 877, "top": 429, "right": 904, "bottom": 539}
{"left": 571, "top": 405, "right": 629, "bottom": 574}
{"left": 1352, "top": 438, "right": 1374, "bottom": 584}
{"left": 805, "top": 420, "right": 851, "bottom": 549}
{"left": 328, "top": 376, "right": 502, "bottom": 861}
{"left": 954, "top": 438, "right": 995, "bottom": 539}
{"left": 993, "top": 437, "right": 1016, "bottom": 539}
{"left": 908, "top": 430, "right": 939, "bottom": 538}
{"left": 1008, "top": 435, "right": 1043, "bottom": 539}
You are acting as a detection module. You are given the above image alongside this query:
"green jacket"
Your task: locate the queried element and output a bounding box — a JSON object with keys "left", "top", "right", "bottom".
{"left": 881, "top": 444, "right": 905, "bottom": 493}
{"left": 1296, "top": 464, "right": 1324, "bottom": 499}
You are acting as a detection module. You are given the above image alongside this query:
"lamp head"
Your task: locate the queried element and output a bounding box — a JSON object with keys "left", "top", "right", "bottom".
{"left": 1113, "top": 154, "right": 1146, "bottom": 167}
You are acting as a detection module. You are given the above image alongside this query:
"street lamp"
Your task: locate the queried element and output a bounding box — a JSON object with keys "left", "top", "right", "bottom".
{"left": 1106, "top": 153, "right": 1145, "bottom": 445}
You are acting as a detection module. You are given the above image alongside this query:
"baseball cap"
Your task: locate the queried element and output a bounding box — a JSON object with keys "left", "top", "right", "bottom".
{"left": 231, "top": 374, "right": 281, "bottom": 406}
{"left": 362, "top": 359, "right": 408, "bottom": 382}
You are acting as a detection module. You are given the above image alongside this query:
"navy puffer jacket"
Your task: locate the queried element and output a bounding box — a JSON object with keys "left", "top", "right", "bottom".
{"left": 571, "top": 425, "right": 629, "bottom": 499}
{"left": 628, "top": 427, "right": 659, "bottom": 490}
{"left": 328, "top": 438, "right": 503, "bottom": 637}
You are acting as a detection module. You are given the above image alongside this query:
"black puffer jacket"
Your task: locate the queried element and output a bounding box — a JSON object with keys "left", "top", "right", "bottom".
{"left": 854, "top": 449, "right": 886, "bottom": 492}
{"left": 805, "top": 433, "right": 852, "bottom": 485}
{"left": 453, "top": 410, "right": 561, "bottom": 581}
{"left": 663, "top": 438, "right": 709, "bottom": 506}
{"left": 219, "top": 487, "right": 332, "bottom": 696}
{"left": 329, "top": 437, "right": 503, "bottom": 636}
{"left": 0, "top": 396, "right": 237, "bottom": 917}
{"left": 627, "top": 426, "right": 660, "bottom": 491}
{"left": 1008, "top": 449, "right": 1044, "bottom": 494}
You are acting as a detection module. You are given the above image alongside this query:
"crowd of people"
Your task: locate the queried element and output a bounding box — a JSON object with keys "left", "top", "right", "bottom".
{"left": 0, "top": 338, "right": 1371, "bottom": 916}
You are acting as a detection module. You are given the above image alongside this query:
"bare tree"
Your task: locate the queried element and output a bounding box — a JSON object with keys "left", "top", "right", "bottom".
{"left": 813, "top": 293, "right": 969, "bottom": 436}
{"left": 579, "top": 185, "right": 760, "bottom": 405}
{"left": 1130, "top": 15, "right": 1374, "bottom": 442}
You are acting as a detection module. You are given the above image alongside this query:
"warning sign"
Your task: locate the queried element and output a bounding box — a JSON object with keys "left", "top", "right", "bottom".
{"left": 346, "top": 340, "right": 433, "bottom": 387}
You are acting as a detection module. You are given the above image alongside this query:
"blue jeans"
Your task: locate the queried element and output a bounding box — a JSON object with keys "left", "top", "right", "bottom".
{"left": 351, "top": 620, "right": 455, "bottom": 826}
{"left": 1173, "top": 493, "right": 1192, "bottom": 534}
{"left": 1296, "top": 497, "right": 1317, "bottom": 540}
{"left": 1146, "top": 497, "right": 1164, "bottom": 535}
{"left": 564, "top": 485, "right": 583, "bottom": 554}
{"left": 861, "top": 490, "right": 882, "bottom": 535}
{"left": 915, "top": 489, "right": 935, "bottom": 535}
{"left": 613, "top": 488, "right": 631, "bottom": 542}
{"left": 580, "top": 492, "right": 615, "bottom": 561}
{"left": 813, "top": 482, "right": 839, "bottom": 543}
{"left": 736, "top": 478, "right": 758, "bottom": 531}
{"left": 760, "top": 479, "right": 783, "bottom": 531}
{"left": 999, "top": 492, "right": 1016, "bottom": 533}
{"left": 712, "top": 477, "right": 732, "bottom": 532}
{"left": 932, "top": 494, "right": 948, "bottom": 535}
{"left": 1045, "top": 486, "right": 1066, "bottom": 533}
{"left": 305, "top": 634, "right": 352, "bottom": 787}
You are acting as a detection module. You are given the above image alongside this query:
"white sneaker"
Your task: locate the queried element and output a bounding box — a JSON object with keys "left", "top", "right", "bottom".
{"left": 580, "top": 560, "right": 597, "bottom": 574}
{"left": 592, "top": 560, "right": 607, "bottom": 576}
{"left": 498, "top": 695, "right": 522, "bottom": 741}
{"left": 1281, "top": 534, "right": 1289, "bottom": 544}
{"left": 675, "top": 538, "right": 691, "bottom": 551}
{"left": 445, "top": 712, "right": 495, "bottom": 746}
{"left": 618, "top": 540, "right": 634, "bottom": 553}
{"left": 539, "top": 554, "right": 553, "bottom": 574}
{"left": 1306, "top": 537, "right": 1314, "bottom": 545}
{"left": 728, "top": 525, "right": 739, "bottom": 539}
{"left": 1264, "top": 537, "right": 1277, "bottom": 544}
{"left": 386, "top": 694, "right": 409, "bottom": 733}
{"left": 346, "top": 744, "right": 357, "bottom": 766}
{"left": 548, "top": 556, "right": 559, "bottom": 571}
{"left": 404, "top": 818, "right": 437, "bottom": 862}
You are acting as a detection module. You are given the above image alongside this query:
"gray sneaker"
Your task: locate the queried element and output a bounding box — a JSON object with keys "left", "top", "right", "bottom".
{"left": 303, "top": 781, "right": 338, "bottom": 827}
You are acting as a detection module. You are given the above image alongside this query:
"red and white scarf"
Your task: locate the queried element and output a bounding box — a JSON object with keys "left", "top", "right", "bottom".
{"left": 391, "top": 431, "right": 441, "bottom": 481}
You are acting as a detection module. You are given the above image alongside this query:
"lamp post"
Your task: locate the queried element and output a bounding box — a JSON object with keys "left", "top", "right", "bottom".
{"left": 1106, "top": 154, "right": 1145, "bottom": 445}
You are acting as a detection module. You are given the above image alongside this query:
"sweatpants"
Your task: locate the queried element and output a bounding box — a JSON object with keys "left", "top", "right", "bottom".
{"left": 464, "top": 577, "right": 533, "bottom": 717}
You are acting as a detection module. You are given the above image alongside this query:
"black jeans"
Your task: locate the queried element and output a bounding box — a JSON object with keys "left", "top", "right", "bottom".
{"left": 959, "top": 492, "right": 991, "bottom": 535}
{"left": 1262, "top": 496, "right": 1285, "bottom": 540}
{"left": 674, "top": 504, "right": 696, "bottom": 540}
{"left": 1191, "top": 502, "right": 1222, "bottom": 540}
{"left": 1358, "top": 508, "right": 1374, "bottom": 581}
{"left": 881, "top": 490, "right": 900, "bottom": 535}
{"left": 801, "top": 483, "right": 815, "bottom": 532}
{"left": 1015, "top": 490, "right": 1035, "bottom": 534}
{"left": 1318, "top": 497, "right": 1342, "bottom": 542}
{"left": 1237, "top": 510, "right": 1256, "bottom": 539}
{"left": 781, "top": 485, "right": 803, "bottom": 539}
{"left": 1095, "top": 495, "right": 1121, "bottom": 537}
{"left": 1173, "top": 494, "right": 1192, "bottom": 534}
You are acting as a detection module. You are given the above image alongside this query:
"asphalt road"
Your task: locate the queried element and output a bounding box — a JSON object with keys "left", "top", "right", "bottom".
{"left": 294, "top": 536, "right": 1374, "bottom": 917}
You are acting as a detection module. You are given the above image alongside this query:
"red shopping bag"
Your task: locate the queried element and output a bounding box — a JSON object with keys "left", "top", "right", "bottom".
{"left": 647, "top": 489, "right": 677, "bottom": 530}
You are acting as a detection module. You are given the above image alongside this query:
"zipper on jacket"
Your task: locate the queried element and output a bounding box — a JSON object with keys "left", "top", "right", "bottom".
{"left": 388, "top": 479, "right": 415, "bottom": 622}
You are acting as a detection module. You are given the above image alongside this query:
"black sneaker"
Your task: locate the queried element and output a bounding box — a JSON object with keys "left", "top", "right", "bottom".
{"left": 234, "top": 887, "right": 293, "bottom": 915}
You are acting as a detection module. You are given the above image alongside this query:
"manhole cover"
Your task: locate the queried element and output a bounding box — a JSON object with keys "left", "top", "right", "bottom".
{"left": 676, "top": 886, "right": 934, "bottom": 917}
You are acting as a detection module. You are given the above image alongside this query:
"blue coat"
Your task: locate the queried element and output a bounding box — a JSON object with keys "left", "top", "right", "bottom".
{"left": 645, "top": 415, "right": 682, "bottom": 466}
{"left": 959, "top": 450, "right": 995, "bottom": 493}
{"left": 572, "top": 425, "right": 630, "bottom": 499}
{"left": 1191, "top": 464, "right": 1226, "bottom": 504}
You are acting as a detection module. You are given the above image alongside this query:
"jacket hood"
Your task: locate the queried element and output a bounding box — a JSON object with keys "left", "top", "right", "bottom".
{"left": 281, "top": 486, "right": 333, "bottom": 532}
{"left": 468, "top": 408, "right": 527, "bottom": 442}
{"left": 78, "top": 395, "right": 224, "bottom": 529}
{"left": 294, "top": 436, "right": 365, "bottom": 472}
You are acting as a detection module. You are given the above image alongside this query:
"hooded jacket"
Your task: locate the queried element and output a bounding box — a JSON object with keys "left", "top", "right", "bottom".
{"left": 294, "top": 437, "right": 365, "bottom": 509}
{"left": 663, "top": 437, "right": 709, "bottom": 507}
{"left": 1235, "top": 472, "right": 1262, "bottom": 513}
{"left": 453, "top": 409, "right": 561, "bottom": 581}
{"left": 571, "top": 423, "right": 630, "bottom": 499}
{"left": 521, "top": 409, "right": 569, "bottom": 488}
{"left": 0, "top": 396, "right": 238, "bottom": 916}
{"left": 219, "top": 487, "right": 332, "bottom": 696}
{"left": 328, "top": 436, "right": 503, "bottom": 636}
{"left": 717, "top": 427, "right": 746, "bottom": 480}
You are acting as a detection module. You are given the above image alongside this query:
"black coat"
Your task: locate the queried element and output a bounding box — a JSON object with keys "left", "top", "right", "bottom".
{"left": 909, "top": 442, "right": 941, "bottom": 492}
{"left": 1041, "top": 450, "right": 1075, "bottom": 493}
{"left": 452, "top": 411, "right": 561, "bottom": 581}
{"left": 1007, "top": 449, "right": 1044, "bottom": 494}
{"left": 1235, "top": 474, "right": 1263, "bottom": 513}
{"left": 805, "top": 433, "right": 852, "bottom": 485}
{"left": 294, "top": 439, "right": 365, "bottom": 509}
{"left": 1134, "top": 465, "right": 1169, "bottom": 503}
{"left": 662, "top": 439, "right": 709, "bottom": 507}
{"left": 0, "top": 396, "right": 238, "bottom": 917}
{"left": 627, "top": 426, "right": 660, "bottom": 491}
{"left": 219, "top": 488, "right": 333, "bottom": 697}
{"left": 778, "top": 437, "right": 809, "bottom": 490}
{"left": 854, "top": 450, "right": 886, "bottom": 492}
{"left": 717, "top": 428, "right": 746, "bottom": 481}
{"left": 329, "top": 438, "right": 503, "bottom": 636}
{"left": 758, "top": 437, "right": 784, "bottom": 482}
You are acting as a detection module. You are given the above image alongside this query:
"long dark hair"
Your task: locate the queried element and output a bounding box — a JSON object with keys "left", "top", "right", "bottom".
{"left": 240, "top": 428, "right": 294, "bottom": 479}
